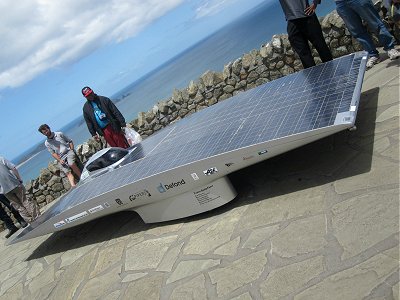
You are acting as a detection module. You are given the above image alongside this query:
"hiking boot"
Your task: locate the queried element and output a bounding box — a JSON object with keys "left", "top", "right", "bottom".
{"left": 5, "top": 227, "right": 18, "bottom": 238}
{"left": 366, "top": 56, "right": 380, "bottom": 69}
{"left": 387, "top": 48, "right": 400, "bottom": 60}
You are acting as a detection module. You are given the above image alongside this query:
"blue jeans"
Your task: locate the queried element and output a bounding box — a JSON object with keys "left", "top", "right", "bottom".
{"left": 336, "top": 0, "right": 396, "bottom": 56}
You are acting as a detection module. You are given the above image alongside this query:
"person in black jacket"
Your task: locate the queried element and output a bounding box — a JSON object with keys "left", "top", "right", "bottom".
{"left": 82, "top": 86, "right": 129, "bottom": 148}
{"left": 279, "top": 0, "right": 332, "bottom": 68}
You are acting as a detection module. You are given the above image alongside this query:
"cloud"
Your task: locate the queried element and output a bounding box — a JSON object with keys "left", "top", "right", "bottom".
{"left": 194, "top": 0, "right": 238, "bottom": 19}
{"left": 0, "top": 0, "right": 183, "bottom": 89}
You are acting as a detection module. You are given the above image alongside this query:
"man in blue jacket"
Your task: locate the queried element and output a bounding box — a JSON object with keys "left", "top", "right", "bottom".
{"left": 279, "top": 0, "right": 333, "bottom": 68}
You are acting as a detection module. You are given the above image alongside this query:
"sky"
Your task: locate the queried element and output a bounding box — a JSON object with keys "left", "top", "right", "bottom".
{"left": 1, "top": 0, "right": 274, "bottom": 161}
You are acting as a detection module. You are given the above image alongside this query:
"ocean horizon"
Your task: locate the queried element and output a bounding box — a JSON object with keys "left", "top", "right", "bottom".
{"left": 16, "top": 1, "right": 337, "bottom": 182}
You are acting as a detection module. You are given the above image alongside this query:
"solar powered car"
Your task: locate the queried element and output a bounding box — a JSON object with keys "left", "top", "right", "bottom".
{"left": 9, "top": 52, "right": 368, "bottom": 245}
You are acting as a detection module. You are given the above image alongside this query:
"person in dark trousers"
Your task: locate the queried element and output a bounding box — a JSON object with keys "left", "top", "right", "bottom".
{"left": 82, "top": 86, "right": 129, "bottom": 149}
{"left": 279, "top": 0, "right": 333, "bottom": 68}
{"left": 0, "top": 194, "right": 28, "bottom": 238}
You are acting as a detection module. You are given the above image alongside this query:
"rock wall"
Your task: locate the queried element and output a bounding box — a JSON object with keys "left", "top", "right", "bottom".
{"left": 1, "top": 5, "right": 396, "bottom": 231}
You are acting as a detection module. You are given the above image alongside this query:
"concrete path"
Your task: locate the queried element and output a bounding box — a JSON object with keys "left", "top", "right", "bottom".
{"left": 0, "top": 56, "right": 398, "bottom": 300}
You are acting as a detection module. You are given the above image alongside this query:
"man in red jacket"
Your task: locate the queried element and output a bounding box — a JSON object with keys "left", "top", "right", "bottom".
{"left": 82, "top": 86, "right": 129, "bottom": 148}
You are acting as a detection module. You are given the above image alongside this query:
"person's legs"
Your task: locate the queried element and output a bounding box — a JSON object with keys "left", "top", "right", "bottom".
{"left": 66, "top": 171, "right": 76, "bottom": 187}
{"left": 305, "top": 15, "right": 333, "bottom": 62}
{"left": 0, "top": 194, "right": 27, "bottom": 226}
{"left": 0, "top": 204, "right": 18, "bottom": 232}
{"left": 5, "top": 187, "right": 31, "bottom": 223}
{"left": 354, "top": 0, "right": 396, "bottom": 50}
{"left": 65, "top": 150, "right": 81, "bottom": 181}
{"left": 336, "top": 0, "right": 380, "bottom": 57}
{"left": 5, "top": 185, "right": 40, "bottom": 223}
{"left": 287, "top": 19, "right": 315, "bottom": 68}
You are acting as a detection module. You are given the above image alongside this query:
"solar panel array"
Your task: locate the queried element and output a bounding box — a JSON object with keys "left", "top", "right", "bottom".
{"left": 43, "top": 52, "right": 365, "bottom": 220}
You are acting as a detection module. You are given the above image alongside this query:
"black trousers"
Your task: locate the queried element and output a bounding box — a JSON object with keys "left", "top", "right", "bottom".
{"left": 287, "top": 14, "right": 333, "bottom": 68}
{"left": 0, "top": 194, "right": 25, "bottom": 229}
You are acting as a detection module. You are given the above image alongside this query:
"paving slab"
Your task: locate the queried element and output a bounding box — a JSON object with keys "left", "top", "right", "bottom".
{"left": 0, "top": 56, "right": 398, "bottom": 299}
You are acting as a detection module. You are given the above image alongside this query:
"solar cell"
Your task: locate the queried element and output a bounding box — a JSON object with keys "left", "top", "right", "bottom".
{"left": 9, "top": 51, "right": 367, "bottom": 245}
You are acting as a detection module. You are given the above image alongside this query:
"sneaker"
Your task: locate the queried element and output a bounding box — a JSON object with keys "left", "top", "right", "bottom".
{"left": 5, "top": 227, "right": 18, "bottom": 238}
{"left": 366, "top": 56, "right": 380, "bottom": 69}
{"left": 387, "top": 48, "right": 400, "bottom": 60}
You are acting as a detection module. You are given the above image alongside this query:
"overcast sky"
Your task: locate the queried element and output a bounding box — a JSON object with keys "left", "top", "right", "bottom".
{"left": 1, "top": 0, "right": 271, "bottom": 160}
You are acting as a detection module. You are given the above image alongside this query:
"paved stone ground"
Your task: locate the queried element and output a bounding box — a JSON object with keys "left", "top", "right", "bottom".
{"left": 0, "top": 55, "right": 398, "bottom": 300}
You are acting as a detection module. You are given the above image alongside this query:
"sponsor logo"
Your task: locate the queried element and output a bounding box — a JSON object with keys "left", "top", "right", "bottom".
{"left": 191, "top": 173, "right": 199, "bottom": 180}
{"left": 243, "top": 155, "right": 254, "bottom": 160}
{"left": 88, "top": 205, "right": 104, "bottom": 214}
{"left": 258, "top": 149, "right": 268, "bottom": 155}
{"left": 158, "top": 179, "right": 186, "bottom": 193}
{"left": 65, "top": 211, "right": 89, "bottom": 223}
{"left": 54, "top": 220, "right": 66, "bottom": 228}
{"left": 129, "top": 190, "right": 151, "bottom": 201}
{"left": 115, "top": 198, "right": 124, "bottom": 206}
{"left": 225, "top": 162, "right": 234, "bottom": 167}
{"left": 203, "top": 167, "right": 218, "bottom": 176}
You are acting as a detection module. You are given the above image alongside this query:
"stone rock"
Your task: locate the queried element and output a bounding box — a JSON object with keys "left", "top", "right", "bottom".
{"left": 145, "top": 112, "right": 155, "bottom": 123}
{"left": 256, "top": 64, "right": 268, "bottom": 75}
{"left": 47, "top": 161, "right": 59, "bottom": 174}
{"left": 242, "top": 50, "right": 257, "bottom": 69}
{"left": 125, "top": 235, "right": 177, "bottom": 271}
{"left": 45, "top": 195, "right": 54, "bottom": 203}
{"left": 36, "top": 195, "right": 46, "bottom": 204}
{"left": 295, "top": 249, "right": 398, "bottom": 300}
{"left": 247, "top": 70, "right": 259, "bottom": 83}
{"left": 38, "top": 169, "right": 52, "bottom": 185}
{"left": 158, "top": 101, "right": 169, "bottom": 114}
{"left": 172, "top": 89, "right": 184, "bottom": 104}
{"left": 223, "top": 85, "right": 235, "bottom": 94}
{"left": 223, "top": 62, "right": 233, "bottom": 80}
{"left": 170, "top": 275, "right": 207, "bottom": 300}
{"left": 226, "top": 76, "right": 237, "bottom": 86}
{"left": 213, "top": 86, "right": 223, "bottom": 99}
{"left": 81, "top": 143, "right": 91, "bottom": 157}
{"left": 47, "top": 176, "right": 61, "bottom": 187}
{"left": 188, "top": 80, "right": 198, "bottom": 97}
{"left": 167, "top": 259, "right": 220, "bottom": 284}
{"left": 51, "top": 183, "right": 64, "bottom": 193}
{"left": 260, "top": 256, "right": 324, "bottom": 300}
{"left": 209, "top": 250, "right": 267, "bottom": 297}
{"left": 201, "top": 70, "right": 223, "bottom": 88}
{"left": 232, "top": 58, "right": 242, "bottom": 75}
{"left": 321, "top": 11, "right": 345, "bottom": 29}
{"left": 260, "top": 43, "right": 273, "bottom": 58}
{"left": 270, "top": 214, "right": 327, "bottom": 258}
{"left": 271, "top": 35, "right": 283, "bottom": 53}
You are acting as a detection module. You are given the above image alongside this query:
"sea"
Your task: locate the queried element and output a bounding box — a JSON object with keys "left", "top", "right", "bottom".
{"left": 16, "top": 1, "right": 337, "bottom": 182}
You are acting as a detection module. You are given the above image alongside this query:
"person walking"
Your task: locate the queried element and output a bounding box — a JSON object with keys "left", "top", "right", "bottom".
{"left": 38, "top": 124, "right": 82, "bottom": 187}
{"left": 82, "top": 86, "right": 129, "bottom": 149}
{"left": 0, "top": 156, "right": 40, "bottom": 224}
{"left": 279, "top": 0, "right": 333, "bottom": 68}
{"left": 0, "top": 194, "right": 28, "bottom": 238}
{"left": 334, "top": 0, "right": 400, "bottom": 68}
